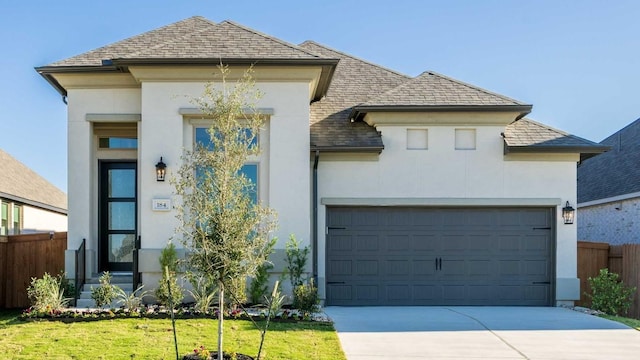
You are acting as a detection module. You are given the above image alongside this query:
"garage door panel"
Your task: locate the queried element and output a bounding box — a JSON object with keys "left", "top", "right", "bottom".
{"left": 356, "top": 234, "right": 379, "bottom": 251}
{"left": 328, "top": 234, "right": 353, "bottom": 251}
{"left": 326, "top": 207, "right": 553, "bottom": 306}
{"left": 412, "top": 234, "right": 439, "bottom": 251}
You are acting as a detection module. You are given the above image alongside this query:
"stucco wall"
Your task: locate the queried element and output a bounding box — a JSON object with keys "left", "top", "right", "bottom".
{"left": 65, "top": 77, "right": 311, "bottom": 284}
{"left": 65, "top": 88, "right": 142, "bottom": 277}
{"left": 22, "top": 206, "right": 67, "bottom": 233}
{"left": 578, "top": 198, "right": 640, "bottom": 244}
{"left": 317, "top": 122, "right": 579, "bottom": 303}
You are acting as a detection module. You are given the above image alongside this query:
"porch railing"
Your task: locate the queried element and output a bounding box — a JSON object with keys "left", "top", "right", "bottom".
{"left": 74, "top": 238, "right": 86, "bottom": 303}
{"left": 133, "top": 235, "right": 141, "bottom": 288}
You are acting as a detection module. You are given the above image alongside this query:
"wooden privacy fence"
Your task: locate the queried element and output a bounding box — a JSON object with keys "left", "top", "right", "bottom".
{"left": 0, "top": 232, "right": 67, "bottom": 309}
{"left": 577, "top": 241, "right": 640, "bottom": 319}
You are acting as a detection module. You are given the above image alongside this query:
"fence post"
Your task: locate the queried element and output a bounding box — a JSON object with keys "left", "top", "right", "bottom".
{"left": 622, "top": 244, "right": 640, "bottom": 318}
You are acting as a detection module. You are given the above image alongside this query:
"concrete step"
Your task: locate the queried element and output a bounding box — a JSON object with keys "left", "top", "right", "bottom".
{"left": 74, "top": 273, "right": 136, "bottom": 308}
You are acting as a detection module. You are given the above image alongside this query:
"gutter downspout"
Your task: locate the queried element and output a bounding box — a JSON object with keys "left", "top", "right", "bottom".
{"left": 312, "top": 150, "right": 319, "bottom": 284}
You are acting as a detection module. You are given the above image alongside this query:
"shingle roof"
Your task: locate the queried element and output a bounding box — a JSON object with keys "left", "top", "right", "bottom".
{"left": 361, "top": 71, "right": 527, "bottom": 107}
{"left": 47, "top": 17, "right": 324, "bottom": 67}
{"left": 0, "top": 149, "right": 67, "bottom": 212}
{"left": 38, "top": 16, "right": 605, "bottom": 158}
{"left": 300, "top": 41, "right": 410, "bottom": 150}
{"left": 578, "top": 118, "right": 640, "bottom": 203}
{"left": 504, "top": 118, "right": 609, "bottom": 161}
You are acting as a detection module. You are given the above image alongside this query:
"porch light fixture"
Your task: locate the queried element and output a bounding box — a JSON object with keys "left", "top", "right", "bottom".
{"left": 155, "top": 157, "right": 167, "bottom": 182}
{"left": 562, "top": 201, "right": 575, "bottom": 225}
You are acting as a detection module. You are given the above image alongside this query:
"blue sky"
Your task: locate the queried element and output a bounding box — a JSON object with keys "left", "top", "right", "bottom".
{"left": 1, "top": 0, "right": 639, "bottom": 193}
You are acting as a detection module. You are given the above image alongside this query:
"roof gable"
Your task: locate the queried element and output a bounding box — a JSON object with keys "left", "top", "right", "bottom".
{"left": 0, "top": 149, "right": 67, "bottom": 212}
{"left": 363, "top": 71, "right": 526, "bottom": 107}
{"left": 578, "top": 118, "right": 640, "bottom": 203}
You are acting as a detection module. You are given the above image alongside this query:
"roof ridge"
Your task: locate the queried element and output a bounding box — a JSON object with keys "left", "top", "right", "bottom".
{"left": 220, "top": 20, "right": 325, "bottom": 59}
{"left": 124, "top": 17, "right": 217, "bottom": 58}
{"left": 426, "top": 71, "right": 527, "bottom": 105}
{"left": 599, "top": 116, "right": 640, "bottom": 144}
{"left": 300, "top": 40, "right": 411, "bottom": 78}
{"left": 50, "top": 16, "right": 210, "bottom": 65}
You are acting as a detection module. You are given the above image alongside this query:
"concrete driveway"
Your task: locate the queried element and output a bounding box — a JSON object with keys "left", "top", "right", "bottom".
{"left": 324, "top": 307, "right": 640, "bottom": 360}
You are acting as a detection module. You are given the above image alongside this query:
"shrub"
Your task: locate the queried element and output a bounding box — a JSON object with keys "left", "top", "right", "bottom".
{"left": 155, "top": 243, "right": 184, "bottom": 307}
{"left": 292, "top": 278, "right": 320, "bottom": 313}
{"left": 285, "top": 234, "right": 309, "bottom": 288}
{"left": 587, "top": 268, "right": 636, "bottom": 316}
{"left": 27, "top": 272, "right": 71, "bottom": 311}
{"left": 249, "top": 262, "right": 273, "bottom": 305}
{"left": 91, "top": 272, "right": 120, "bottom": 308}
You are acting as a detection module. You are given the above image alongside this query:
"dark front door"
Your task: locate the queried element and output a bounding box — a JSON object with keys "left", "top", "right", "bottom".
{"left": 99, "top": 162, "right": 137, "bottom": 272}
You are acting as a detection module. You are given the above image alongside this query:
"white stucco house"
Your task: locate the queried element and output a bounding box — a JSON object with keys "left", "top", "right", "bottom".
{"left": 0, "top": 149, "right": 67, "bottom": 235}
{"left": 578, "top": 118, "right": 638, "bottom": 245}
{"left": 36, "top": 16, "right": 607, "bottom": 306}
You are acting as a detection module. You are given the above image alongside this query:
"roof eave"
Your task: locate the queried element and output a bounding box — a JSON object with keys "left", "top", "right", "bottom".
{"left": 35, "top": 64, "right": 124, "bottom": 96}
{"left": 310, "top": 145, "right": 384, "bottom": 154}
{"left": 36, "top": 57, "right": 339, "bottom": 101}
{"left": 350, "top": 104, "right": 533, "bottom": 121}
{"left": 504, "top": 143, "right": 611, "bottom": 162}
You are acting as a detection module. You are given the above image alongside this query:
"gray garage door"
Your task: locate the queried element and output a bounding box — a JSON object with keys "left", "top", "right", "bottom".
{"left": 326, "top": 207, "right": 554, "bottom": 306}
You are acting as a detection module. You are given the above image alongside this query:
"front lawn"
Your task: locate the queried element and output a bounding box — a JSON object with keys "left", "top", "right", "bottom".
{"left": 601, "top": 314, "right": 640, "bottom": 330}
{"left": 0, "top": 310, "right": 346, "bottom": 359}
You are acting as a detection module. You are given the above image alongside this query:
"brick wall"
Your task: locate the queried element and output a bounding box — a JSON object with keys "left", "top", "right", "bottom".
{"left": 578, "top": 197, "right": 640, "bottom": 245}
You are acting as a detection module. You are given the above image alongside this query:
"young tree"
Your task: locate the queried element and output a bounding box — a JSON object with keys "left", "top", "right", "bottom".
{"left": 173, "top": 66, "right": 277, "bottom": 358}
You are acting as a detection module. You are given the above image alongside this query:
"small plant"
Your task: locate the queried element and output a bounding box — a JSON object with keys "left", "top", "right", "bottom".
{"left": 249, "top": 239, "right": 276, "bottom": 305}
{"left": 91, "top": 271, "right": 120, "bottom": 308}
{"left": 156, "top": 243, "right": 184, "bottom": 307}
{"left": 27, "top": 272, "right": 71, "bottom": 312}
{"left": 587, "top": 268, "right": 636, "bottom": 316}
{"left": 114, "top": 284, "right": 149, "bottom": 310}
{"left": 265, "top": 284, "right": 286, "bottom": 319}
{"left": 188, "top": 275, "right": 217, "bottom": 313}
{"left": 292, "top": 278, "right": 320, "bottom": 313}
{"left": 285, "top": 234, "right": 309, "bottom": 288}
{"left": 249, "top": 263, "right": 272, "bottom": 305}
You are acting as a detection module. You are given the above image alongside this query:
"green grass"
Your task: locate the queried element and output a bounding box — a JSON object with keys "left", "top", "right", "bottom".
{"left": 601, "top": 314, "right": 640, "bottom": 330}
{"left": 0, "top": 310, "right": 346, "bottom": 360}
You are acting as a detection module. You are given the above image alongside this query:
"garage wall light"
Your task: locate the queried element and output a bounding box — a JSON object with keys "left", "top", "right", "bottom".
{"left": 562, "top": 201, "right": 575, "bottom": 224}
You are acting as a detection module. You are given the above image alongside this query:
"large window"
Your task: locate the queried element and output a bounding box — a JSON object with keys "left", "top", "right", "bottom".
{"left": 195, "top": 127, "right": 260, "bottom": 203}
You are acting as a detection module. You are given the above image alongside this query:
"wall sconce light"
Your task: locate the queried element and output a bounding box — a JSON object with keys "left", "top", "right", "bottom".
{"left": 155, "top": 157, "right": 167, "bottom": 182}
{"left": 562, "top": 201, "right": 575, "bottom": 225}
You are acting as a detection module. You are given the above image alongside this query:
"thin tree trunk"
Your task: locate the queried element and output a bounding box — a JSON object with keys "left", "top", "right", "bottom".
{"left": 218, "top": 280, "right": 224, "bottom": 359}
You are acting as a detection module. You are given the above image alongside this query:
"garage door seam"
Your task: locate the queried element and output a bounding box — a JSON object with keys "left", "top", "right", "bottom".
{"left": 445, "top": 308, "right": 529, "bottom": 360}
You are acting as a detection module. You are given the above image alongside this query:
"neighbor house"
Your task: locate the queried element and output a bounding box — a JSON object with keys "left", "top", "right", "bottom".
{"left": 578, "top": 118, "right": 639, "bottom": 244}
{"left": 36, "top": 16, "right": 607, "bottom": 306}
{"left": 0, "top": 149, "right": 67, "bottom": 235}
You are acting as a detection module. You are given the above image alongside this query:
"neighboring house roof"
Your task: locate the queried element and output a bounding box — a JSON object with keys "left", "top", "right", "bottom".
{"left": 350, "top": 71, "right": 532, "bottom": 121}
{"left": 300, "top": 41, "right": 410, "bottom": 151}
{"left": 0, "top": 149, "right": 67, "bottom": 214}
{"left": 578, "top": 117, "right": 640, "bottom": 203}
{"left": 503, "top": 118, "right": 609, "bottom": 162}
{"left": 36, "top": 16, "right": 338, "bottom": 101}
